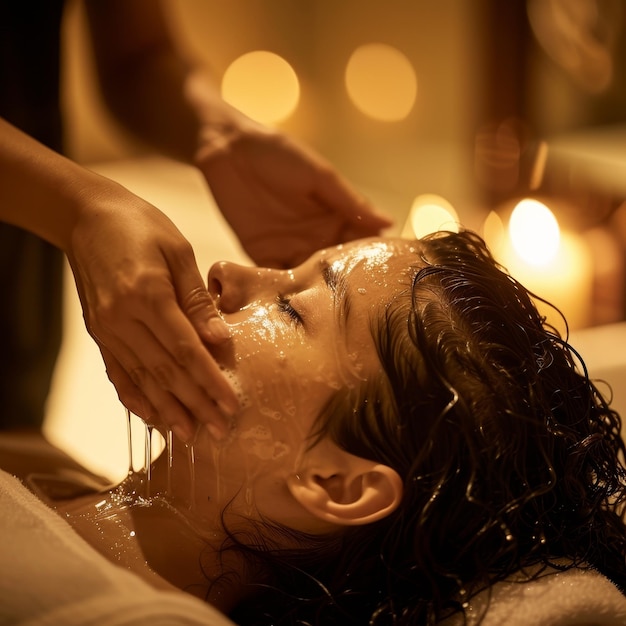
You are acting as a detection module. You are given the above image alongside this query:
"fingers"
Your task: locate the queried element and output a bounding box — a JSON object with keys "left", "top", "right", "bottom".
{"left": 98, "top": 311, "right": 237, "bottom": 443}
{"left": 88, "top": 258, "right": 239, "bottom": 443}
{"left": 141, "top": 297, "right": 239, "bottom": 417}
{"left": 105, "top": 351, "right": 221, "bottom": 444}
{"left": 165, "top": 244, "right": 232, "bottom": 345}
{"left": 100, "top": 347, "right": 155, "bottom": 421}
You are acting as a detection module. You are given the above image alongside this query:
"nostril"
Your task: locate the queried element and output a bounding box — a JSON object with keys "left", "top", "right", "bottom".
{"left": 208, "top": 261, "right": 255, "bottom": 314}
{"left": 209, "top": 276, "right": 222, "bottom": 299}
{"left": 208, "top": 262, "right": 243, "bottom": 314}
{"left": 207, "top": 262, "right": 226, "bottom": 301}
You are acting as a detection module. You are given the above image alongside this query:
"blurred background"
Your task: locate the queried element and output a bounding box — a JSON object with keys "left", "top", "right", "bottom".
{"left": 61, "top": 0, "right": 626, "bottom": 332}
{"left": 47, "top": 0, "right": 626, "bottom": 477}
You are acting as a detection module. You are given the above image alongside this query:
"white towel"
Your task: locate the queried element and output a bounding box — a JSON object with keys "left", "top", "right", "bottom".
{"left": 442, "top": 563, "right": 626, "bottom": 625}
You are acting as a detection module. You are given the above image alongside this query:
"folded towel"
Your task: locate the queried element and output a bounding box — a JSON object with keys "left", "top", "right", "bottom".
{"left": 442, "top": 563, "right": 626, "bottom": 625}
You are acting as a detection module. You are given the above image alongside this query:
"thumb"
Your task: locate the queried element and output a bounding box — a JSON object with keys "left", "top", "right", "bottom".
{"left": 168, "top": 247, "right": 231, "bottom": 345}
{"left": 205, "top": 305, "right": 231, "bottom": 343}
{"left": 182, "top": 280, "right": 231, "bottom": 345}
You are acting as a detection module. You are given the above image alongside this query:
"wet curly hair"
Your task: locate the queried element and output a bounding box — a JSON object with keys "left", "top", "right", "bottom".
{"left": 228, "top": 230, "right": 626, "bottom": 625}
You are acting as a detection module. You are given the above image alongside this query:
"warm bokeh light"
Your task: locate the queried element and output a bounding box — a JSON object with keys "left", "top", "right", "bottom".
{"left": 221, "top": 51, "right": 300, "bottom": 124}
{"left": 494, "top": 198, "right": 593, "bottom": 331}
{"left": 345, "top": 43, "right": 417, "bottom": 121}
{"left": 402, "top": 194, "right": 459, "bottom": 239}
{"left": 527, "top": 0, "right": 617, "bottom": 93}
{"left": 509, "top": 199, "right": 560, "bottom": 266}
{"left": 474, "top": 119, "right": 523, "bottom": 192}
{"left": 499, "top": 230, "right": 593, "bottom": 332}
{"left": 482, "top": 210, "right": 505, "bottom": 249}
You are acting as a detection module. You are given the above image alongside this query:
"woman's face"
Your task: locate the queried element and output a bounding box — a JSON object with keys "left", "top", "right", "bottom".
{"left": 184, "top": 238, "right": 419, "bottom": 524}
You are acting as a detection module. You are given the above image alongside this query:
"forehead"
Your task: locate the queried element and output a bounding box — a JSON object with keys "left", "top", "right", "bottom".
{"left": 318, "top": 238, "right": 421, "bottom": 283}
{"left": 315, "top": 238, "right": 421, "bottom": 370}
{"left": 318, "top": 237, "right": 418, "bottom": 264}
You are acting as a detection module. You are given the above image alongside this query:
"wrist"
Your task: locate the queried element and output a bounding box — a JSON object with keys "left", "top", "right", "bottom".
{"left": 60, "top": 166, "right": 137, "bottom": 257}
{"left": 51, "top": 164, "right": 113, "bottom": 252}
{"left": 185, "top": 69, "right": 267, "bottom": 164}
{"left": 0, "top": 118, "right": 130, "bottom": 252}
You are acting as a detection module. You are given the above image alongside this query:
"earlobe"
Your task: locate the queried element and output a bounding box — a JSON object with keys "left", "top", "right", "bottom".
{"left": 287, "top": 445, "right": 403, "bottom": 526}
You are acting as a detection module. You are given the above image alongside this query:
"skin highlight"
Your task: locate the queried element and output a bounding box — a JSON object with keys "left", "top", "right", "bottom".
{"left": 3, "top": 231, "right": 624, "bottom": 625}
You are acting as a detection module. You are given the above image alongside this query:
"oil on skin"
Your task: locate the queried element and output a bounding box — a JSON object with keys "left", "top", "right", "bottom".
{"left": 36, "top": 238, "right": 422, "bottom": 601}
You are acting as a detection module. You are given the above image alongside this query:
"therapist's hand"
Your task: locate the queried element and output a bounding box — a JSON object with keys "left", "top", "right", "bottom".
{"left": 66, "top": 183, "right": 238, "bottom": 443}
{"left": 195, "top": 120, "right": 393, "bottom": 268}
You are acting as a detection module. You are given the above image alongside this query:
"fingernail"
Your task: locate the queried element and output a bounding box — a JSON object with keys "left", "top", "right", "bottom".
{"left": 218, "top": 397, "right": 238, "bottom": 418}
{"left": 172, "top": 423, "right": 192, "bottom": 444}
{"left": 206, "top": 422, "right": 226, "bottom": 442}
{"left": 208, "top": 316, "right": 231, "bottom": 341}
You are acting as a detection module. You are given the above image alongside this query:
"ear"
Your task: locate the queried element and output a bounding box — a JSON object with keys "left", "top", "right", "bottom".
{"left": 286, "top": 440, "right": 403, "bottom": 526}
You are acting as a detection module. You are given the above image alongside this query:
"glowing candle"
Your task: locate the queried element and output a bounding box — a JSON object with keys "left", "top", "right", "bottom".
{"left": 487, "top": 199, "right": 593, "bottom": 332}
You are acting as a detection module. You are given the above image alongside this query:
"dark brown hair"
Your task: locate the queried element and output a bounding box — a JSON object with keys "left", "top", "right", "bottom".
{"left": 229, "top": 230, "right": 626, "bottom": 625}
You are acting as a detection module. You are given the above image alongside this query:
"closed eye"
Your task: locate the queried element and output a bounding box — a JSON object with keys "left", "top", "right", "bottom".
{"left": 276, "top": 295, "right": 303, "bottom": 327}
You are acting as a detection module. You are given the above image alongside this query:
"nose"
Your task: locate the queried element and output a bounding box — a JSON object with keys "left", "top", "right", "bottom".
{"left": 208, "top": 262, "right": 281, "bottom": 314}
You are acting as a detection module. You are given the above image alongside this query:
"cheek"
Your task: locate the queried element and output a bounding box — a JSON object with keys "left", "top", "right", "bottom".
{"left": 228, "top": 310, "right": 307, "bottom": 414}
{"left": 222, "top": 313, "right": 349, "bottom": 472}
{"left": 223, "top": 315, "right": 316, "bottom": 465}
{"left": 226, "top": 306, "right": 351, "bottom": 415}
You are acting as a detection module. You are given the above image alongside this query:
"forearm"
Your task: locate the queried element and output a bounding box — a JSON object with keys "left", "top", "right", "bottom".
{"left": 0, "top": 117, "right": 120, "bottom": 251}
{"left": 0, "top": 121, "right": 239, "bottom": 444}
{"left": 84, "top": 0, "right": 242, "bottom": 164}
{"left": 93, "top": 45, "right": 202, "bottom": 162}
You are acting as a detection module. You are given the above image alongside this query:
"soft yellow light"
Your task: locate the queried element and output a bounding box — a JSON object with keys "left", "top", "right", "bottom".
{"left": 482, "top": 210, "right": 505, "bottom": 254}
{"left": 499, "top": 231, "right": 593, "bottom": 332}
{"left": 402, "top": 194, "right": 459, "bottom": 239}
{"left": 221, "top": 51, "right": 300, "bottom": 125}
{"left": 345, "top": 43, "right": 417, "bottom": 122}
{"left": 509, "top": 199, "right": 560, "bottom": 266}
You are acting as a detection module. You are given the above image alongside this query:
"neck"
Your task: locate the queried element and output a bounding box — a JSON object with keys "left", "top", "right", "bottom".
{"left": 0, "top": 429, "right": 257, "bottom": 612}
{"left": 55, "top": 439, "right": 249, "bottom": 612}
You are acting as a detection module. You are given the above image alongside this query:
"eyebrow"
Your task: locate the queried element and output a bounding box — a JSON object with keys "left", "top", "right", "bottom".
{"left": 321, "top": 261, "right": 352, "bottom": 327}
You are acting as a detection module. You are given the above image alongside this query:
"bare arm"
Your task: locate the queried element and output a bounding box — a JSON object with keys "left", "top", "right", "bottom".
{"left": 84, "top": 0, "right": 203, "bottom": 162}
{"left": 84, "top": 0, "right": 393, "bottom": 267}
{"left": 0, "top": 117, "right": 237, "bottom": 442}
